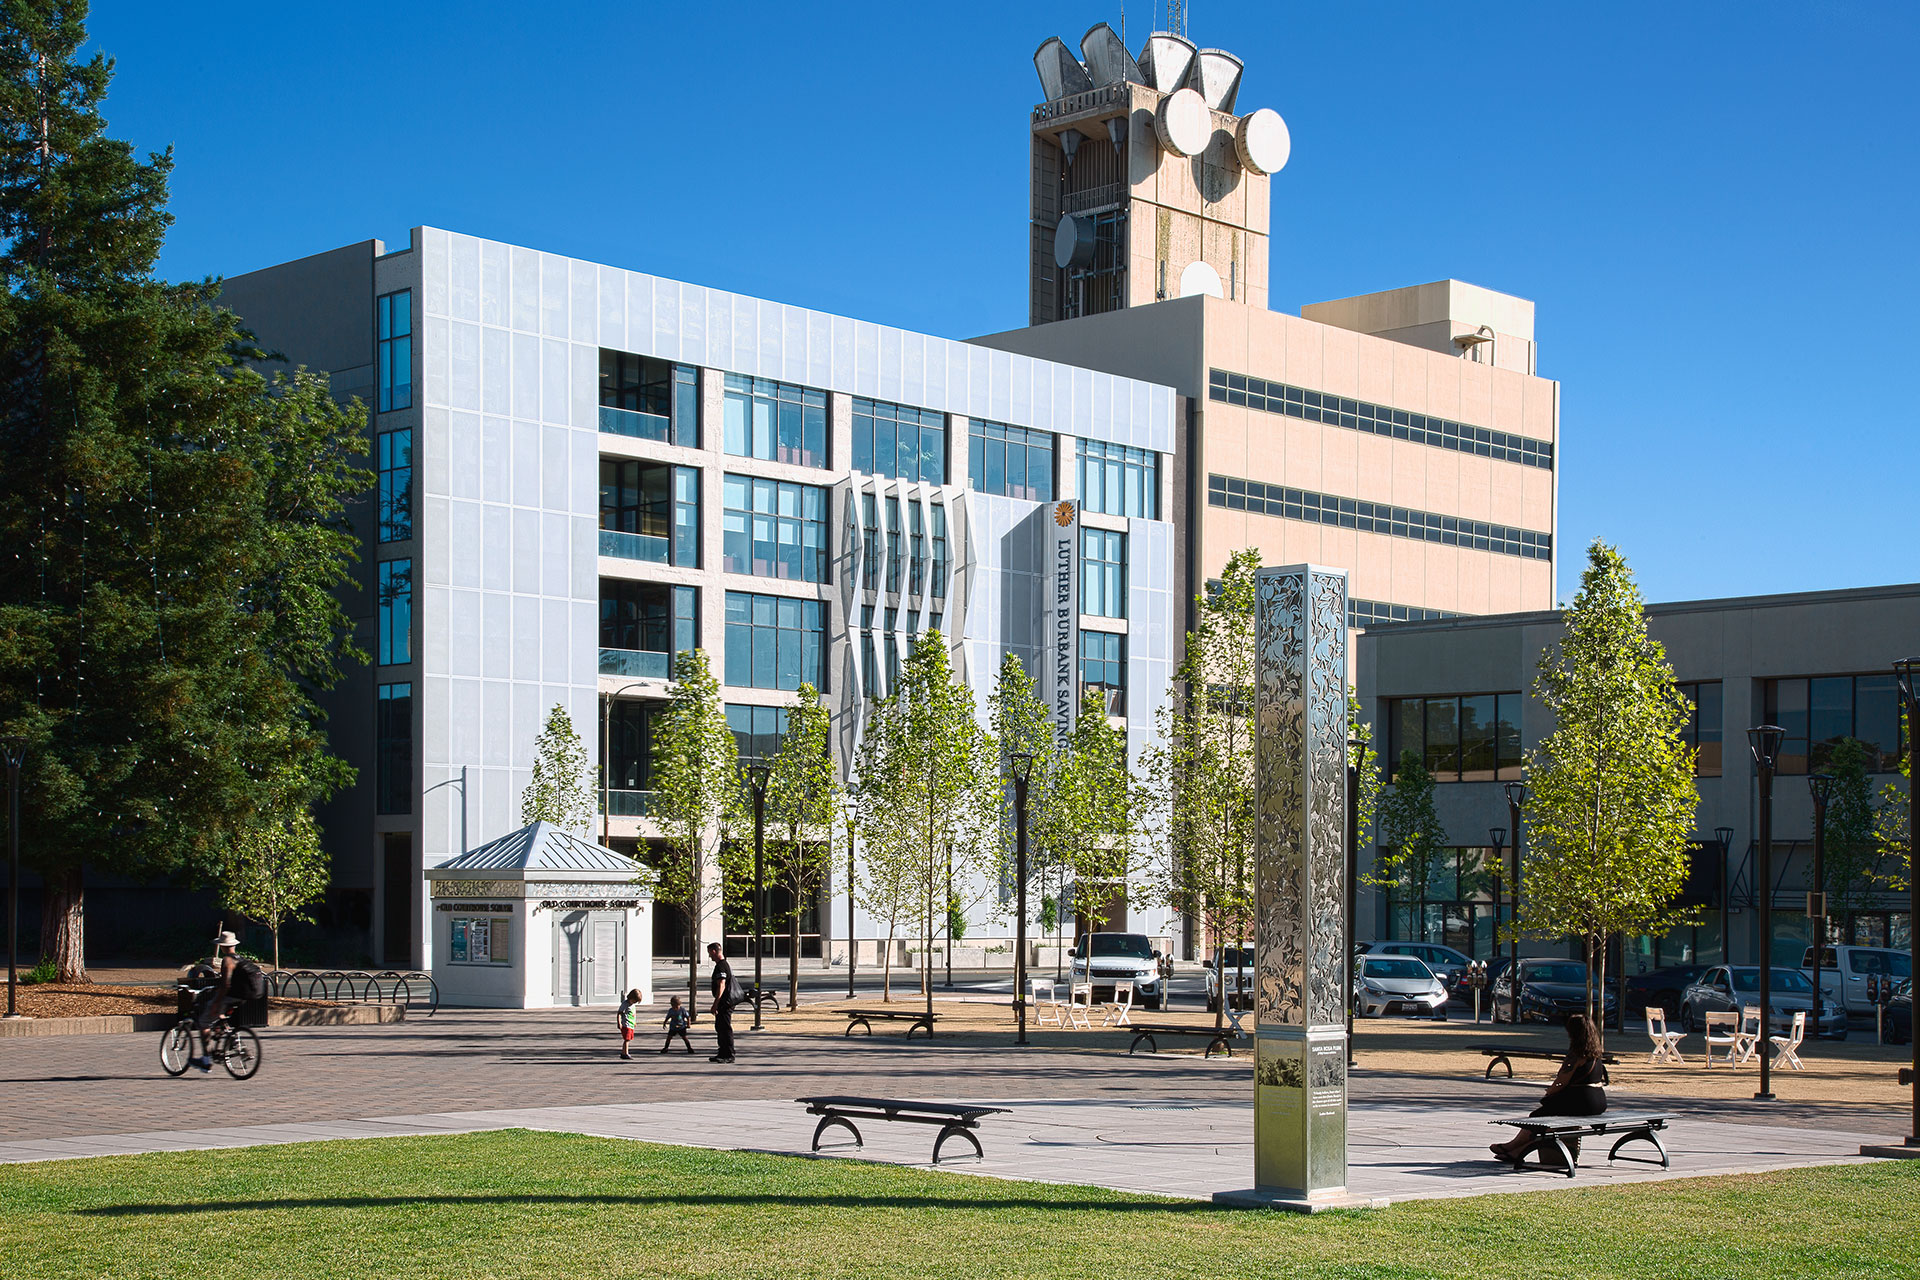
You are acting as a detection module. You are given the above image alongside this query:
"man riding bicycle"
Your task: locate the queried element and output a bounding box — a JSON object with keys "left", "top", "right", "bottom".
{"left": 191, "top": 931, "right": 246, "bottom": 1073}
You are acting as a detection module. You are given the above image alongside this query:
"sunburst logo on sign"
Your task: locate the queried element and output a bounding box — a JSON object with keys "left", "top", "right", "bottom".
{"left": 1054, "top": 501, "right": 1075, "bottom": 527}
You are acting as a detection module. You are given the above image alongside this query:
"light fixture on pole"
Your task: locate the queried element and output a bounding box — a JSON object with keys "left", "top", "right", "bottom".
{"left": 1488, "top": 825, "right": 1507, "bottom": 973}
{"left": 1011, "top": 750, "right": 1035, "bottom": 1046}
{"left": 844, "top": 793, "right": 859, "bottom": 1000}
{"left": 1714, "top": 825, "right": 1735, "bottom": 962}
{"left": 745, "top": 758, "right": 772, "bottom": 1033}
{"left": 1747, "top": 724, "right": 1786, "bottom": 1103}
{"left": 600, "top": 681, "right": 651, "bottom": 847}
{"left": 1807, "top": 772, "right": 1835, "bottom": 1041}
{"left": 1503, "top": 781, "right": 1527, "bottom": 1021}
{"left": 1891, "top": 657, "right": 1920, "bottom": 1147}
{"left": 2, "top": 736, "right": 26, "bottom": 1020}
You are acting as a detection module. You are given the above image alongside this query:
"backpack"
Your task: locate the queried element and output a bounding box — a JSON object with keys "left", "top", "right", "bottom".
{"left": 232, "top": 959, "right": 268, "bottom": 1002}
{"left": 726, "top": 974, "right": 751, "bottom": 1009}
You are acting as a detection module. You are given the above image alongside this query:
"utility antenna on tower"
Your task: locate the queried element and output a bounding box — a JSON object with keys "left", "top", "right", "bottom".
{"left": 1167, "top": 0, "right": 1186, "bottom": 37}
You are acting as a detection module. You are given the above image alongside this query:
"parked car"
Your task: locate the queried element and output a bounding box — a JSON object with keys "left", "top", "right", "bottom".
{"left": 1357, "top": 941, "right": 1472, "bottom": 995}
{"left": 1352, "top": 955, "right": 1448, "bottom": 1018}
{"left": 1886, "top": 980, "right": 1911, "bottom": 1045}
{"left": 1677, "top": 965, "right": 1846, "bottom": 1039}
{"left": 1624, "top": 965, "right": 1709, "bottom": 1017}
{"left": 1800, "top": 946, "right": 1913, "bottom": 1015}
{"left": 1069, "top": 932, "right": 1166, "bottom": 1010}
{"left": 1490, "top": 958, "right": 1620, "bottom": 1027}
{"left": 1203, "top": 945, "right": 1253, "bottom": 1013}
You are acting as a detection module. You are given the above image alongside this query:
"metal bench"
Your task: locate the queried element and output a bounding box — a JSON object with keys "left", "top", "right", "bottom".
{"left": 797, "top": 1095, "right": 1008, "bottom": 1164}
{"left": 1488, "top": 1111, "right": 1672, "bottom": 1178}
{"left": 1475, "top": 1044, "right": 1619, "bottom": 1079}
{"left": 1126, "top": 1024, "right": 1242, "bottom": 1058}
{"left": 841, "top": 1008, "right": 940, "bottom": 1038}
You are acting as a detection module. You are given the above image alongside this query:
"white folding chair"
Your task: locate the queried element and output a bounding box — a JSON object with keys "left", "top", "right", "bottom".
{"left": 1101, "top": 980, "right": 1134, "bottom": 1027}
{"left": 1064, "top": 982, "right": 1095, "bottom": 1029}
{"left": 1736, "top": 1005, "right": 1763, "bottom": 1065}
{"left": 1031, "top": 979, "right": 1062, "bottom": 1028}
{"left": 1703, "top": 1011, "right": 1742, "bottom": 1067}
{"left": 1770, "top": 1010, "right": 1807, "bottom": 1071}
{"left": 1645, "top": 1007, "right": 1686, "bottom": 1064}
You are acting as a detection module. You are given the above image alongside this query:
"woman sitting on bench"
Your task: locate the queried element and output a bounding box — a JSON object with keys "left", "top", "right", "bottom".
{"left": 1490, "top": 1014, "right": 1608, "bottom": 1167}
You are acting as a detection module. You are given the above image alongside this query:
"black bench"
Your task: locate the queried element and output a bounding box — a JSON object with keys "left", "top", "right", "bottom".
{"left": 797, "top": 1095, "right": 1008, "bottom": 1164}
{"left": 1126, "top": 1024, "right": 1242, "bottom": 1058}
{"left": 842, "top": 1008, "right": 940, "bottom": 1038}
{"left": 1489, "top": 1111, "right": 1672, "bottom": 1178}
{"left": 1475, "top": 1044, "right": 1619, "bottom": 1079}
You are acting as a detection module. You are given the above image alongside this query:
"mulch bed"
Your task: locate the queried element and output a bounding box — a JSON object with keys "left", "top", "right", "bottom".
{"left": 10, "top": 983, "right": 335, "bottom": 1019}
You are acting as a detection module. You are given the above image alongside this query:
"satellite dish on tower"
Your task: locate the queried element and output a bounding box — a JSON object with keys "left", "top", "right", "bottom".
{"left": 1179, "top": 261, "right": 1223, "bottom": 299}
{"left": 1054, "top": 215, "right": 1098, "bottom": 271}
{"left": 1155, "top": 87, "right": 1209, "bottom": 158}
{"left": 1236, "top": 108, "right": 1291, "bottom": 175}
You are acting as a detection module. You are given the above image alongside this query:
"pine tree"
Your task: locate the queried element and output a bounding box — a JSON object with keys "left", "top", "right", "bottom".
{"left": 1518, "top": 541, "right": 1700, "bottom": 1039}
{"left": 1371, "top": 752, "right": 1448, "bottom": 941}
{"left": 521, "top": 703, "right": 594, "bottom": 836}
{"left": 649, "top": 648, "right": 736, "bottom": 1017}
{"left": 0, "top": 3, "right": 369, "bottom": 979}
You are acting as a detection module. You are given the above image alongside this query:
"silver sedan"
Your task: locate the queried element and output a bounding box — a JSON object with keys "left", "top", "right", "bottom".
{"left": 1353, "top": 956, "right": 1448, "bottom": 1017}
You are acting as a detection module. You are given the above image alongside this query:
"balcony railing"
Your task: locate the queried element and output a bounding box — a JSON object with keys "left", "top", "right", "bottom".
{"left": 601, "top": 789, "right": 655, "bottom": 817}
{"left": 599, "top": 647, "right": 671, "bottom": 679}
{"left": 599, "top": 405, "right": 670, "bottom": 442}
{"left": 599, "top": 528, "right": 670, "bottom": 562}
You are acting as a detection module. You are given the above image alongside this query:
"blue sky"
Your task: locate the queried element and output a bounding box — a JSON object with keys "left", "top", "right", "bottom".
{"left": 85, "top": 1, "right": 1917, "bottom": 606}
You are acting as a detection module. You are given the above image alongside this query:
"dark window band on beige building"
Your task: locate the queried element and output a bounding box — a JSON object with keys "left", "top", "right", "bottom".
{"left": 1207, "top": 474, "right": 1553, "bottom": 561}
{"left": 1208, "top": 368, "right": 1553, "bottom": 470}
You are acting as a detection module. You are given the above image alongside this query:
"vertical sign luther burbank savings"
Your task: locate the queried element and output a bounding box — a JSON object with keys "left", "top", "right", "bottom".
{"left": 1048, "top": 500, "right": 1079, "bottom": 749}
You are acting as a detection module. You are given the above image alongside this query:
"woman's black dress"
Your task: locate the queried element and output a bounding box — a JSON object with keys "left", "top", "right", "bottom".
{"left": 1531, "top": 1056, "right": 1608, "bottom": 1117}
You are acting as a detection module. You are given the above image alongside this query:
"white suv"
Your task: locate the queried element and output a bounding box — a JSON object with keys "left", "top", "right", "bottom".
{"left": 1801, "top": 946, "right": 1912, "bottom": 1015}
{"left": 1070, "top": 933, "right": 1165, "bottom": 1010}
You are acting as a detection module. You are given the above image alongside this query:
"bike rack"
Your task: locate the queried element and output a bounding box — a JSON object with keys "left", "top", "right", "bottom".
{"left": 269, "top": 968, "right": 439, "bottom": 1017}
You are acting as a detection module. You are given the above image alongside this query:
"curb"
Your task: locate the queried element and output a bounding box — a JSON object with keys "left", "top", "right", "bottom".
{"left": 0, "top": 1005, "right": 407, "bottom": 1038}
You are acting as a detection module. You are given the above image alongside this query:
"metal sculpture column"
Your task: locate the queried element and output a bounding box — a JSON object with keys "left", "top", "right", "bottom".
{"left": 1248, "top": 564, "right": 1358, "bottom": 1206}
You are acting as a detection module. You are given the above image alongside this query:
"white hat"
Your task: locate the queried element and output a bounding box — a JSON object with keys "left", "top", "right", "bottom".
{"left": 212, "top": 931, "right": 241, "bottom": 950}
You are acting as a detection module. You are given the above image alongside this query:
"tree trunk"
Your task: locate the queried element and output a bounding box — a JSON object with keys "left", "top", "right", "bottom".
{"left": 272, "top": 922, "right": 281, "bottom": 973}
{"left": 789, "top": 897, "right": 801, "bottom": 1011}
{"left": 40, "top": 862, "right": 85, "bottom": 983}
{"left": 1594, "top": 935, "right": 1609, "bottom": 1052}
{"left": 688, "top": 926, "right": 701, "bottom": 1026}
{"left": 882, "top": 920, "right": 894, "bottom": 1003}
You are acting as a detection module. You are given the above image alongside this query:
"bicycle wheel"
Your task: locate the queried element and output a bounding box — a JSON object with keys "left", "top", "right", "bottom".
{"left": 159, "top": 1021, "right": 195, "bottom": 1076}
{"left": 221, "top": 1026, "right": 263, "bottom": 1080}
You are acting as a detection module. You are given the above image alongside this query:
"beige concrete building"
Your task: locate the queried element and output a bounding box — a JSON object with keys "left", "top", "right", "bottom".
{"left": 980, "top": 26, "right": 1560, "bottom": 631}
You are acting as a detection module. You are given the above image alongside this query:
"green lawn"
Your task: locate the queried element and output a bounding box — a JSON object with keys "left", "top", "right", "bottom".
{"left": 1, "top": 1131, "right": 1913, "bottom": 1280}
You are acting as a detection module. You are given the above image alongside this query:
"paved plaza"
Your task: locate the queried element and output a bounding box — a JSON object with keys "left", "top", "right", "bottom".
{"left": 0, "top": 1008, "right": 1903, "bottom": 1205}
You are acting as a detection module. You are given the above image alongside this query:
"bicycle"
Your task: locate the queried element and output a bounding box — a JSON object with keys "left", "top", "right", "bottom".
{"left": 159, "top": 990, "right": 262, "bottom": 1080}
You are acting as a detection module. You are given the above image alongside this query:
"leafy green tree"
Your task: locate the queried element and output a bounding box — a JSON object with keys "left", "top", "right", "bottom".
{"left": 759, "top": 684, "right": 839, "bottom": 1009}
{"left": 1371, "top": 752, "right": 1449, "bottom": 941}
{"left": 1819, "top": 738, "right": 1880, "bottom": 930}
{"left": 1875, "top": 707, "right": 1912, "bottom": 896}
{"left": 988, "top": 653, "right": 1055, "bottom": 959}
{"left": 850, "top": 692, "right": 919, "bottom": 1002}
{"left": 1517, "top": 541, "right": 1700, "bottom": 1038}
{"left": 0, "top": 5, "right": 369, "bottom": 978}
{"left": 1044, "top": 686, "right": 1141, "bottom": 948}
{"left": 212, "top": 757, "right": 330, "bottom": 972}
{"left": 650, "top": 648, "right": 737, "bottom": 1017}
{"left": 521, "top": 703, "right": 594, "bottom": 836}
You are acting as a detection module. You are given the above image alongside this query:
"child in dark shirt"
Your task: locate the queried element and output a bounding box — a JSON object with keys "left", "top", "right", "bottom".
{"left": 661, "top": 995, "right": 693, "bottom": 1054}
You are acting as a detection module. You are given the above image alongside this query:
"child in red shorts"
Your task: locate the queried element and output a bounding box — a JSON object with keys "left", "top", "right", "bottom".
{"left": 618, "top": 988, "right": 643, "bottom": 1060}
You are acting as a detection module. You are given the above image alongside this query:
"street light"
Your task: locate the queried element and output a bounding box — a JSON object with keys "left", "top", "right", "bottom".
{"left": 1010, "top": 750, "right": 1035, "bottom": 1046}
{"left": 1488, "top": 826, "right": 1507, "bottom": 960}
{"left": 2, "top": 737, "right": 26, "bottom": 1020}
{"left": 600, "top": 681, "right": 652, "bottom": 846}
{"left": 1807, "top": 772, "right": 1835, "bottom": 1040}
{"left": 844, "top": 793, "right": 859, "bottom": 999}
{"left": 1747, "top": 724, "right": 1785, "bottom": 1103}
{"left": 1714, "top": 825, "right": 1735, "bottom": 963}
{"left": 1504, "top": 782, "right": 1527, "bottom": 1021}
{"left": 744, "top": 758, "right": 772, "bottom": 1033}
{"left": 1891, "top": 657, "right": 1920, "bottom": 1146}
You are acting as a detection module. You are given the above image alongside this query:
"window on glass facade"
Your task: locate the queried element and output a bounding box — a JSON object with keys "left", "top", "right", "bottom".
{"left": 598, "top": 351, "right": 699, "bottom": 446}
{"left": 377, "top": 559, "right": 412, "bottom": 666}
{"left": 908, "top": 503, "right": 926, "bottom": 595}
{"left": 723, "top": 475, "right": 827, "bottom": 583}
{"left": 860, "top": 604, "right": 878, "bottom": 697}
{"left": 1677, "top": 681, "right": 1724, "bottom": 777}
{"left": 724, "top": 592, "right": 824, "bottom": 691}
{"left": 968, "top": 419, "right": 1054, "bottom": 501}
{"left": 884, "top": 607, "right": 900, "bottom": 691}
{"left": 884, "top": 497, "right": 901, "bottom": 593}
{"left": 600, "top": 460, "right": 697, "bottom": 566}
{"left": 599, "top": 581, "right": 697, "bottom": 678}
{"left": 1077, "top": 439, "right": 1158, "bottom": 518}
{"left": 859, "top": 494, "right": 880, "bottom": 591}
{"left": 377, "top": 429, "right": 412, "bottom": 543}
{"left": 852, "top": 399, "right": 945, "bottom": 483}
{"left": 376, "top": 682, "right": 412, "bottom": 814}
{"left": 1080, "top": 630, "right": 1125, "bottom": 716}
{"left": 1764, "top": 674, "right": 1905, "bottom": 774}
{"left": 602, "top": 698, "right": 658, "bottom": 793}
{"left": 726, "top": 704, "right": 789, "bottom": 766}
{"left": 1386, "top": 693, "right": 1524, "bottom": 781}
{"left": 377, "top": 291, "right": 412, "bottom": 412}
{"left": 1080, "top": 528, "right": 1126, "bottom": 618}
{"left": 930, "top": 504, "right": 949, "bottom": 600}
{"left": 723, "top": 374, "right": 827, "bottom": 467}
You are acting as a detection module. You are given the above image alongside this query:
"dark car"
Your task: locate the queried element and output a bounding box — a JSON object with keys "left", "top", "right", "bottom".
{"left": 1625, "top": 965, "right": 1708, "bottom": 1017}
{"left": 1490, "top": 958, "right": 1619, "bottom": 1027}
{"left": 1885, "top": 980, "right": 1911, "bottom": 1045}
{"left": 1677, "top": 965, "right": 1845, "bottom": 1039}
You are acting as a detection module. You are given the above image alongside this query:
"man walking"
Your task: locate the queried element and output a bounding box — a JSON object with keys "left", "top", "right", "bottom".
{"left": 707, "top": 940, "right": 736, "bottom": 1063}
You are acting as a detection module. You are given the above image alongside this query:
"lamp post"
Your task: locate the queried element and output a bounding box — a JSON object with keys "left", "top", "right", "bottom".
{"left": 1488, "top": 825, "right": 1507, "bottom": 968}
{"left": 844, "top": 794, "right": 858, "bottom": 999}
{"left": 1891, "top": 657, "right": 1920, "bottom": 1145}
{"left": 1346, "top": 734, "right": 1361, "bottom": 1064}
{"left": 600, "top": 681, "right": 651, "bottom": 846}
{"left": 1807, "top": 772, "right": 1835, "bottom": 1040}
{"left": 1714, "top": 825, "right": 1735, "bottom": 964}
{"left": 1747, "top": 724, "right": 1785, "bottom": 1102}
{"left": 1011, "top": 751, "right": 1035, "bottom": 1046}
{"left": 744, "top": 758, "right": 771, "bottom": 1033}
{"left": 2, "top": 737, "right": 26, "bottom": 1020}
{"left": 1504, "top": 782, "right": 1526, "bottom": 1021}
